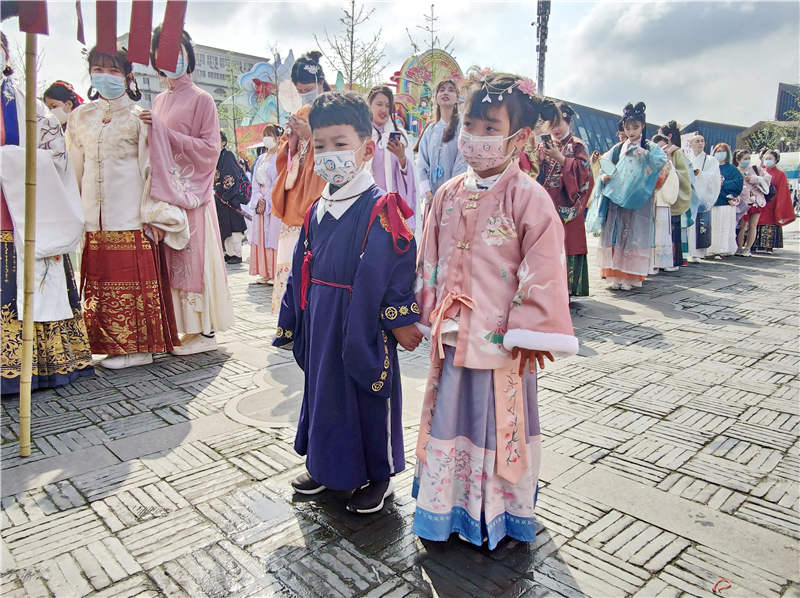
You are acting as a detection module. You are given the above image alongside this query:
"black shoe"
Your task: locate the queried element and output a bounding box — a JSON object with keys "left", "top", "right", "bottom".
{"left": 346, "top": 479, "right": 394, "bottom": 514}
{"left": 291, "top": 471, "right": 326, "bottom": 495}
{"left": 227, "top": 255, "right": 242, "bottom": 264}
{"left": 224, "top": 254, "right": 233, "bottom": 263}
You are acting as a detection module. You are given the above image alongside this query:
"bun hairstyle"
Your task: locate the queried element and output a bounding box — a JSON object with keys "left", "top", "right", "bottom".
{"left": 659, "top": 120, "right": 681, "bottom": 147}
{"left": 763, "top": 148, "right": 780, "bottom": 164}
{"left": 622, "top": 101, "right": 647, "bottom": 148}
{"left": 367, "top": 85, "right": 401, "bottom": 140}
{"left": 711, "top": 142, "right": 731, "bottom": 163}
{"left": 463, "top": 71, "right": 561, "bottom": 134}
{"left": 86, "top": 46, "right": 142, "bottom": 101}
{"left": 651, "top": 133, "right": 669, "bottom": 145}
{"left": 43, "top": 80, "right": 84, "bottom": 108}
{"left": 1, "top": 31, "right": 12, "bottom": 76}
{"left": 557, "top": 101, "right": 576, "bottom": 125}
{"left": 150, "top": 27, "right": 196, "bottom": 76}
{"left": 291, "top": 51, "right": 331, "bottom": 91}
{"left": 732, "top": 148, "right": 750, "bottom": 166}
{"left": 433, "top": 79, "right": 460, "bottom": 144}
{"left": 262, "top": 123, "right": 284, "bottom": 138}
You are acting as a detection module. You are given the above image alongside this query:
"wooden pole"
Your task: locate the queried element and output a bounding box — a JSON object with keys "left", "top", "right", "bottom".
{"left": 19, "top": 33, "right": 38, "bottom": 458}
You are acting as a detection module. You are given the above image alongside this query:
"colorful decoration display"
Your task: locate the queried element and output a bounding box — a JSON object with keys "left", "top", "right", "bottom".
{"left": 238, "top": 51, "right": 296, "bottom": 126}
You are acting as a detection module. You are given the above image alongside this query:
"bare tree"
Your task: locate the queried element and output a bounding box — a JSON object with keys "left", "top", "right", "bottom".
{"left": 406, "top": 3, "right": 455, "bottom": 86}
{"left": 315, "top": 0, "right": 387, "bottom": 90}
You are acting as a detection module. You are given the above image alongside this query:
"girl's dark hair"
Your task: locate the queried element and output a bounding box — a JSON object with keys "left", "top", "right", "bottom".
{"left": 86, "top": 47, "right": 141, "bottom": 101}
{"left": 291, "top": 51, "right": 331, "bottom": 91}
{"left": 150, "top": 27, "right": 196, "bottom": 76}
{"left": 463, "top": 72, "right": 561, "bottom": 133}
{"left": 659, "top": 120, "right": 681, "bottom": 147}
{"left": 367, "top": 85, "right": 400, "bottom": 141}
{"left": 413, "top": 121, "right": 432, "bottom": 153}
{"left": 732, "top": 148, "right": 750, "bottom": 166}
{"left": 651, "top": 134, "right": 669, "bottom": 145}
{"left": 711, "top": 142, "right": 732, "bottom": 163}
{"left": 622, "top": 102, "right": 647, "bottom": 148}
{"left": 557, "top": 101, "right": 575, "bottom": 124}
{"left": 617, "top": 119, "right": 625, "bottom": 133}
{"left": 434, "top": 79, "right": 459, "bottom": 143}
{"left": 763, "top": 149, "right": 780, "bottom": 164}
{"left": 43, "top": 80, "right": 83, "bottom": 108}
{"left": 262, "top": 123, "right": 284, "bottom": 138}
{"left": 1, "top": 31, "right": 12, "bottom": 76}
{"left": 309, "top": 91, "right": 372, "bottom": 140}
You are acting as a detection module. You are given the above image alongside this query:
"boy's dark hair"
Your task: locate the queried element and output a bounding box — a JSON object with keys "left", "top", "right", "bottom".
{"left": 309, "top": 92, "right": 372, "bottom": 140}
{"left": 86, "top": 47, "right": 142, "bottom": 101}
{"left": 292, "top": 51, "right": 331, "bottom": 91}
{"left": 150, "top": 27, "right": 196, "bottom": 76}
{"left": 220, "top": 130, "right": 227, "bottom": 144}
{"left": 659, "top": 120, "right": 681, "bottom": 147}
{"left": 651, "top": 134, "right": 669, "bottom": 145}
{"left": 463, "top": 72, "right": 560, "bottom": 132}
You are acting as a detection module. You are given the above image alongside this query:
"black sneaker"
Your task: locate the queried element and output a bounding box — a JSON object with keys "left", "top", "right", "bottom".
{"left": 346, "top": 479, "right": 394, "bottom": 514}
{"left": 227, "top": 255, "right": 242, "bottom": 264}
{"left": 291, "top": 471, "right": 326, "bottom": 495}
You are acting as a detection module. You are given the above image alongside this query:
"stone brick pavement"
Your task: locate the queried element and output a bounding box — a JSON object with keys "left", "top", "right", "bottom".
{"left": 2, "top": 224, "right": 799, "bottom": 597}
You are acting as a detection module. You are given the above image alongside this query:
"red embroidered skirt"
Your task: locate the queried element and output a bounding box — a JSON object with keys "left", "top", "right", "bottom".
{"left": 81, "top": 230, "right": 179, "bottom": 355}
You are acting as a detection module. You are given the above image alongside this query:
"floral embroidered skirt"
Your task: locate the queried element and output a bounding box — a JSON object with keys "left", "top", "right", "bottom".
{"left": 566, "top": 254, "right": 589, "bottom": 297}
{"left": 81, "top": 230, "right": 178, "bottom": 356}
{"left": 413, "top": 346, "right": 542, "bottom": 550}
{"left": 752, "top": 224, "right": 783, "bottom": 251}
{"left": 1, "top": 231, "right": 93, "bottom": 395}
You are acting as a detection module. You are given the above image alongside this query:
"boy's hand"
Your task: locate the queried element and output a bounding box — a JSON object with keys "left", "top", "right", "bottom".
{"left": 392, "top": 324, "right": 423, "bottom": 351}
{"left": 511, "top": 347, "right": 554, "bottom": 377}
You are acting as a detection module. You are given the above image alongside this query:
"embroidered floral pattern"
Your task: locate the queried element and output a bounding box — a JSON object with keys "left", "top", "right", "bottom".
{"left": 481, "top": 212, "right": 517, "bottom": 246}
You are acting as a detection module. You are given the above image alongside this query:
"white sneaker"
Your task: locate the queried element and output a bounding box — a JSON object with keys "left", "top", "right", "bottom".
{"left": 620, "top": 283, "right": 633, "bottom": 291}
{"left": 664, "top": 266, "right": 679, "bottom": 272}
{"left": 100, "top": 353, "right": 153, "bottom": 369}
{"left": 171, "top": 333, "right": 218, "bottom": 356}
{"left": 741, "top": 250, "right": 752, "bottom": 257}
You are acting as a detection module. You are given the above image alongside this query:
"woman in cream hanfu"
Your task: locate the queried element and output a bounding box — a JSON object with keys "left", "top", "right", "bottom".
{"left": 144, "top": 28, "right": 233, "bottom": 355}
{"left": 413, "top": 72, "right": 578, "bottom": 549}
{"left": 0, "top": 32, "right": 93, "bottom": 391}
{"left": 67, "top": 46, "right": 185, "bottom": 370}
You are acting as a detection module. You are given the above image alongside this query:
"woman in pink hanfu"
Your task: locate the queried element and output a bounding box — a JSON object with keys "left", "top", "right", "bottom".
{"left": 143, "top": 28, "right": 233, "bottom": 355}
{"left": 413, "top": 71, "right": 578, "bottom": 550}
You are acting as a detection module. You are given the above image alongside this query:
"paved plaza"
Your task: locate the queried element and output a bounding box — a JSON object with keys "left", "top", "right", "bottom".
{"left": 1, "top": 224, "right": 799, "bottom": 598}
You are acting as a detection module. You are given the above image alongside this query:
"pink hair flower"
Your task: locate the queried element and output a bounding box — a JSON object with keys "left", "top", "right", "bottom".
{"left": 478, "top": 67, "right": 492, "bottom": 78}
{"left": 517, "top": 77, "right": 536, "bottom": 95}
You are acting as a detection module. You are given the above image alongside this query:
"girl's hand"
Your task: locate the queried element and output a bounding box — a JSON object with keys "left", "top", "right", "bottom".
{"left": 600, "top": 174, "right": 611, "bottom": 184}
{"left": 544, "top": 143, "right": 565, "bottom": 165}
{"left": 387, "top": 138, "right": 406, "bottom": 167}
{"left": 392, "top": 324, "right": 423, "bottom": 351}
{"left": 255, "top": 198, "right": 266, "bottom": 215}
{"left": 139, "top": 110, "right": 152, "bottom": 125}
{"left": 512, "top": 347, "right": 554, "bottom": 376}
{"left": 290, "top": 116, "right": 311, "bottom": 141}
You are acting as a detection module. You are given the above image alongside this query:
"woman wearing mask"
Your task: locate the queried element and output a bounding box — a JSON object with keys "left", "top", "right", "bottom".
{"left": 43, "top": 80, "right": 83, "bottom": 131}
{"left": 247, "top": 123, "right": 283, "bottom": 284}
{"left": 67, "top": 46, "right": 184, "bottom": 369}
{"left": 143, "top": 27, "right": 233, "bottom": 355}
{"left": 416, "top": 79, "right": 467, "bottom": 224}
{"left": 733, "top": 149, "right": 770, "bottom": 256}
{"left": 270, "top": 51, "right": 330, "bottom": 313}
{"left": 707, "top": 142, "right": 742, "bottom": 259}
{"left": 752, "top": 149, "right": 795, "bottom": 253}
{"left": 367, "top": 85, "right": 417, "bottom": 229}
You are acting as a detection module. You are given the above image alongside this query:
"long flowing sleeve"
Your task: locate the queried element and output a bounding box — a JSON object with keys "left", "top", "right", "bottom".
{"left": 246, "top": 154, "right": 266, "bottom": 213}
{"left": 771, "top": 168, "right": 795, "bottom": 226}
{"left": 414, "top": 184, "right": 444, "bottom": 334}
{"left": 502, "top": 183, "right": 578, "bottom": 357}
{"left": 560, "top": 141, "right": 594, "bottom": 209}
{"left": 64, "top": 117, "right": 84, "bottom": 192}
{"left": 671, "top": 149, "right": 692, "bottom": 215}
{"left": 272, "top": 223, "right": 305, "bottom": 359}
{"left": 216, "top": 150, "right": 246, "bottom": 205}
{"left": 416, "top": 126, "right": 433, "bottom": 196}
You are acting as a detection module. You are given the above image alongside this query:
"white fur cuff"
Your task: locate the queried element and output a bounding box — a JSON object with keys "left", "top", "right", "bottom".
{"left": 502, "top": 329, "right": 579, "bottom": 357}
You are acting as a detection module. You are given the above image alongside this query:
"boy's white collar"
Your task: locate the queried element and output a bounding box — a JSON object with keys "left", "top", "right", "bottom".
{"left": 321, "top": 167, "right": 375, "bottom": 202}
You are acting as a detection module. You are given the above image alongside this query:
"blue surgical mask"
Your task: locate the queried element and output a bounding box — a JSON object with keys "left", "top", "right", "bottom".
{"left": 740, "top": 159, "right": 751, "bottom": 168}
{"left": 714, "top": 151, "right": 727, "bottom": 163}
{"left": 91, "top": 73, "right": 126, "bottom": 100}
{"left": 763, "top": 159, "right": 776, "bottom": 168}
{"left": 160, "top": 52, "right": 187, "bottom": 79}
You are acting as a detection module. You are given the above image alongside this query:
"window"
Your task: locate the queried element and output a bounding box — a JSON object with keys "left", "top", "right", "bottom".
{"left": 220, "top": 57, "right": 229, "bottom": 69}
{"left": 197, "top": 70, "right": 207, "bottom": 78}
{"left": 196, "top": 54, "right": 205, "bottom": 66}
{"left": 208, "top": 55, "right": 218, "bottom": 69}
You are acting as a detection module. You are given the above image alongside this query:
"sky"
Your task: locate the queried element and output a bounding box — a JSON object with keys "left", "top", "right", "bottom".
{"left": 3, "top": 0, "right": 799, "bottom": 128}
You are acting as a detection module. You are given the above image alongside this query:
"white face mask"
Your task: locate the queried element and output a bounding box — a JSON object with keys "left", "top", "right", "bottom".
{"left": 300, "top": 88, "right": 319, "bottom": 106}
{"left": 313, "top": 141, "right": 366, "bottom": 187}
{"left": 763, "top": 159, "right": 776, "bottom": 168}
{"left": 50, "top": 106, "right": 68, "bottom": 125}
{"left": 160, "top": 50, "right": 187, "bottom": 79}
{"left": 263, "top": 136, "right": 276, "bottom": 150}
{"left": 457, "top": 129, "right": 520, "bottom": 171}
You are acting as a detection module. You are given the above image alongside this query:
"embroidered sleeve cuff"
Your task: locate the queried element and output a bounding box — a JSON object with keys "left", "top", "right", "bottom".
{"left": 380, "top": 301, "right": 421, "bottom": 330}
{"left": 272, "top": 325, "right": 295, "bottom": 349}
{"left": 502, "top": 329, "right": 579, "bottom": 357}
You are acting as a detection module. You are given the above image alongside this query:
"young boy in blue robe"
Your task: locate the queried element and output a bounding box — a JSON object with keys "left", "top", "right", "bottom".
{"left": 273, "top": 92, "right": 423, "bottom": 514}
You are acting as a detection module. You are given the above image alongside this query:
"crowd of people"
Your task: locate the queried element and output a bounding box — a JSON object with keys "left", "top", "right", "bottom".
{"left": 1, "top": 28, "right": 796, "bottom": 550}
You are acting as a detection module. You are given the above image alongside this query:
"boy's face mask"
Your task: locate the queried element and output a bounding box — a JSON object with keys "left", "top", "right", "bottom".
{"left": 313, "top": 140, "right": 367, "bottom": 186}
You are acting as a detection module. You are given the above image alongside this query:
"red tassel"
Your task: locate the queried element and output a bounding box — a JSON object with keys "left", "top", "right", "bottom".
{"left": 95, "top": 1, "right": 117, "bottom": 55}
{"left": 382, "top": 192, "right": 414, "bottom": 254}
{"left": 300, "top": 250, "right": 312, "bottom": 310}
{"left": 18, "top": 0, "right": 48, "bottom": 35}
{"left": 127, "top": 0, "right": 153, "bottom": 65}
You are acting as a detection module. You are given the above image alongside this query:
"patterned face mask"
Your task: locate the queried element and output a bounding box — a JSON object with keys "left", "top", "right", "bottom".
{"left": 313, "top": 140, "right": 366, "bottom": 186}
{"left": 458, "top": 129, "right": 520, "bottom": 171}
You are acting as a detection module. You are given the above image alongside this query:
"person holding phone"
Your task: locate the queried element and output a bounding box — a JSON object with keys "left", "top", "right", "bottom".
{"left": 367, "top": 86, "right": 417, "bottom": 230}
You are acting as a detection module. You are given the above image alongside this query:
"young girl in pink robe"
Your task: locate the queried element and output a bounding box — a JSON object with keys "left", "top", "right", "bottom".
{"left": 413, "top": 71, "right": 578, "bottom": 549}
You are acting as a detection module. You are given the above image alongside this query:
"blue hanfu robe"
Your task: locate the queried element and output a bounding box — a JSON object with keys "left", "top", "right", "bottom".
{"left": 273, "top": 179, "right": 419, "bottom": 491}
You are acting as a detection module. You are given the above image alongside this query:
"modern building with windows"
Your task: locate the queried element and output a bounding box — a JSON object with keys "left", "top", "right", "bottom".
{"left": 117, "top": 34, "right": 268, "bottom": 110}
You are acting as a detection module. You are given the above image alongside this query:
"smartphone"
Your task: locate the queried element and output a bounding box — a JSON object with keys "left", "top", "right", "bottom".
{"left": 389, "top": 131, "right": 403, "bottom": 144}
{"left": 540, "top": 133, "right": 552, "bottom": 147}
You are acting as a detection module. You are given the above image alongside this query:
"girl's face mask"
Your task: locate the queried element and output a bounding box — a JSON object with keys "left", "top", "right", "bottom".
{"left": 313, "top": 140, "right": 367, "bottom": 186}
{"left": 160, "top": 50, "right": 187, "bottom": 79}
{"left": 740, "top": 159, "right": 751, "bottom": 169}
{"left": 763, "top": 159, "right": 776, "bottom": 168}
{"left": 91, "top": 72, "right": 126, "bottom": 100}
{"left": 263, "top": 136, "right": 276, "bottom": 150}
{"left": 714, "top": 151, "right": 728, "bottom": 163}
{"left": 457, "top": 129, "right": 520, "bottom": 171}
